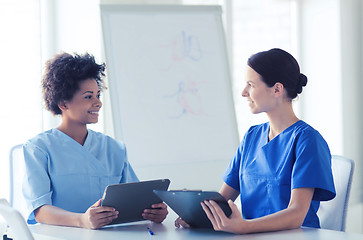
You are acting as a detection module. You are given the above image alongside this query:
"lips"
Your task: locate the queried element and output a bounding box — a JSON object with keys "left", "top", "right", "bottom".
{"left": 88, "top": 111, "right": 99, "bottom": 115}
{"left": 246, "top": 100, "right": 254, "bottom": 108}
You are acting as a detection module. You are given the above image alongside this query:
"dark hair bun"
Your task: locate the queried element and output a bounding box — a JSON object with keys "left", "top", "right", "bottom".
{"left": 247, "top": 48, "right": 307, "bottom": 99}
{"left": 296, "top": 73, "right": 308, "bottom": 94}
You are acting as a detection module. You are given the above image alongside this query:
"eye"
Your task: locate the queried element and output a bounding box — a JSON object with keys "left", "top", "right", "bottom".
{"left": 84, "top": 95, "right": 92, "bottom": 99}
{"left": 97, "top": 93, "right": 101, "bottom": 99}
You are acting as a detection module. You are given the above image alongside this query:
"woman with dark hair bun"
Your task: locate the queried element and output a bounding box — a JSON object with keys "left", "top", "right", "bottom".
{"left": 23, "top": 52, "right": 168, "bottom": 229}
{"left": 175, "top": 48, "right": 335, "bottom": 234}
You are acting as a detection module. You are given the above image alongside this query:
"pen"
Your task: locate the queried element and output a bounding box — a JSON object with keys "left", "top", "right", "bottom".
{"left": 147, "top": 227, "right": 154, "bottom": 236}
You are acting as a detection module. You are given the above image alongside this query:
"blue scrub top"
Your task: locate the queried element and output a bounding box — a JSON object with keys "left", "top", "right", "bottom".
{"left": 23, "top": 128, "right": 139, "bottom": 224}
{"left": 222, "top": 120, "right": 336, "bottom": 228}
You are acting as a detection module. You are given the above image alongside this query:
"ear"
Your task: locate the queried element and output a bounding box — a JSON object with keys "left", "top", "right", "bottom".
{"left": 58, "top": 101, "right": 68, "bottom": 111}
{"left": 273, "top": 82, "right": 284, "bottom": 97}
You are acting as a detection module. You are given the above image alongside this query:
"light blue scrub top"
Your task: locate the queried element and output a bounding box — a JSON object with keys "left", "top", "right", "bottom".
{"left": 222, "top": 120, "right": 336, "bottom": 228}
{"left": 23, "top": 128, "right": 139, "bottom": 224}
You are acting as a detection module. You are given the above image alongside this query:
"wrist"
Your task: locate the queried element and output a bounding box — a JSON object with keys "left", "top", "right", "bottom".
{"left": 77, "top": 213, "right": 86, "bottom": 228}
{"left": 237, "top": 219, "right": 251, "bottom": 234}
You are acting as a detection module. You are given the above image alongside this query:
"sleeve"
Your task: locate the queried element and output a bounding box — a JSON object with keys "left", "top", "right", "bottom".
{"left": 222, "top": 134, "right": 246, "bottom": 192}
{"left": 22, "top": 142, "right": 53, "bottom": 224}
{"left": 118, "top": 142, "right": 139, "bottom": 183}
{"left": 291, "top": 130, "right": 336, "bottom": 201}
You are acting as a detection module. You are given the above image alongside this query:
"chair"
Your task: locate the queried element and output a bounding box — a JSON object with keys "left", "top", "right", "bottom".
{"left": 9, "top": 144, "right": 28, "bottom": 220}
{"left": 0, "top": 198, "right": 34, "bottom": 240}
{"left": 317, "top": 155, "right": 354, "bottom": 231}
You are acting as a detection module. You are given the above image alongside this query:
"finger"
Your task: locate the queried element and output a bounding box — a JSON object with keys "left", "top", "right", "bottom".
{"left": 91, "top": 199, "right": 102, "bottom": 208}
{"left": 142, "top": 213, "right": 164, "bottom": 223}
{"left": 143, "top": 209, "right": 168, "bottom": 223}
{"left": 208, "top": 200, "right": 224, "bottom": 227}
{"left": 175, "top": 217, "right": 190, "bottom": 228}
{"left": 94, "top": 217, "right": 115, "bottom": 229}
{"left": 201, "top": 201, "right": 217, "bottom": 228}
{"left": 91, "top": 206, "right": 117, "bottom": 214}
{"left": 89, "top": 211, "right": 118, "bottom": 226}
{"left": 98, "top": 215, "right": 116, "bottom": 225}
{"left": 98, "top": 210, "right": 119, "bottom": 220}
{"left": 228, "top": 199, "right": 240, "bottom": 215}
{"left": 209, "top": 200, "right": 231, "bottom": 228}
{"left": 142, "top": 209, "right": 167, "bottom": 223}
{"left": 179, "top": 219, "right": 190, "bottom": 228}
{"left": 209, "top": 200, "right": 228, "bottom": 218}
{"left": 175, "top": 218, "right": 181, "bottom": 228}
{"left": 204, "top": 200, "right": 222, "bottom": 229}
{"left": 88, "top": 214, "right": 116, "bottom": 229}
{"left": 143, "top": 212, "right": 167, "bottom": 223}
{"left": 143, "top": 208, "right": 168, "bottom": 215}
{"left": 151, "top": 203, "right": 167, "bottom": 209}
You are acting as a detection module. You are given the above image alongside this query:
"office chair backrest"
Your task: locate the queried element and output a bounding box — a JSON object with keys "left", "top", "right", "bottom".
{"left": 317, "top": 155, "right": 354, "bottom": 231}
{"left": 9, "top": 144, "right": 28, "bottom": 220}
{"left": 0, "top": 199, "right": 34, "bottom": 240}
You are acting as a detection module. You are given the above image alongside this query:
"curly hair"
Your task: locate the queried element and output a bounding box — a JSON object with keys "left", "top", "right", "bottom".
{"left": 41, "top": 52, "right": 106, "bottom": 115}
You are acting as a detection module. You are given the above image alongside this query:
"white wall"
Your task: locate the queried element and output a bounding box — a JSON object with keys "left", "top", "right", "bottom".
{"left": 339, "top": 0, "right": 363, "bottom": 233}
{"left": 231, "top": 1, "right": 294, "bottom": 136}
{"left": 297, "top": 0, "right": 342, "bottom": 158}
{"left": 298, "top": 0, "right": 363, "bottom": 233}
{"left": 0, "top": 0, "right": 43, "bottom": 199}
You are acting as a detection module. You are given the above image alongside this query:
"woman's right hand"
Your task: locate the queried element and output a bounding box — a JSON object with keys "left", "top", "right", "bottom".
{"left": 81, "top": 199, "right": 118, "bottom": 229}
{"left": 174, "top": 217, "right": 191, "bottom": 228}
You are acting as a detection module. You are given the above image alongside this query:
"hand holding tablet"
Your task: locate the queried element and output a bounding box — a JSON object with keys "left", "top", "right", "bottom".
{"left": 154, "top": 190, "right": 232, "bottom": 228}
{"left": 101, "top": 179, "right": 170, "bottom": 225}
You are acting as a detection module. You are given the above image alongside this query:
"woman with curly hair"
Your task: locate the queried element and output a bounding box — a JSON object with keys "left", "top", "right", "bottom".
{"left": 22, "top": 52, "right": 168, "bottom": 229}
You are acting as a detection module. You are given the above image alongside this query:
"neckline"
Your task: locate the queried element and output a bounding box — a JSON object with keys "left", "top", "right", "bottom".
{"left": 266, "top": 120, "right": 303, "bottom": 143}
{"left": 53, "top": 128, "right": 92, "bottom": 147}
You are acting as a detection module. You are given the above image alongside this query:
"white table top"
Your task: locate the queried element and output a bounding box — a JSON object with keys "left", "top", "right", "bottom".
{"left": 29, "top": 212, "right": 363, "bottom": 240}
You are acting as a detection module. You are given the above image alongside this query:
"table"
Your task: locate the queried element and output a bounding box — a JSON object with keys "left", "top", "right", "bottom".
{"left": 29, "top": 212, "right": 363, "bottom": 240}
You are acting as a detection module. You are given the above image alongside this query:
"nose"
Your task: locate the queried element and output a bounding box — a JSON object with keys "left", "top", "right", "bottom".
{"left": 94, "top": 97, "right": 102, "bottom": 108}
{"left": 241, "top": 86, "right": 249, "bottom": 98}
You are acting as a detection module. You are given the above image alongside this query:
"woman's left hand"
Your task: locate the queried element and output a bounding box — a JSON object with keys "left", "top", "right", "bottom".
{"left": 142, "top": 202, "right": 168, "bottom": 223}
{"left": 201, "top": 199, "right": 247, "bottom": 234}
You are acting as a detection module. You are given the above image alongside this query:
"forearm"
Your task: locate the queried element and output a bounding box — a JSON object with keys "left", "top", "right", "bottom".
{"left": 238, "top": 188, "right": 314, "bottom": 234}
{"left": 35, "top": 205, "right": 83, "bottom": 228}
{"left": 204, "top": 188, "right": 314, "bottom": 234}
{"left": 242, "top": 205, "right": 307, "bottom": 234}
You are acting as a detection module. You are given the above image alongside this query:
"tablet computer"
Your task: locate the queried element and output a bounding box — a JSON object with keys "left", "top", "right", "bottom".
{"left": 153, "top": 190, "right": 232, "bottom": 228}
{"left": 101, "top": 179, "right": 170, "bottom": 225}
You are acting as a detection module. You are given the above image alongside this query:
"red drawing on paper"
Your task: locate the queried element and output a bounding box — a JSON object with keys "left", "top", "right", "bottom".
{"left": 159, "top": 31, "right": 205, "bottom": 71}
{"left": 164, "top": 77, "right": 212, "bottom": 118}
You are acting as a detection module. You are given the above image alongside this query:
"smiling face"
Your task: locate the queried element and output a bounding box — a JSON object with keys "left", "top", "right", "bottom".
{"left": 241, "top": 66, "right": 276, "bottom": 114}
{"left": 59, "top": 78, "right": 102, "bottom": 125}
